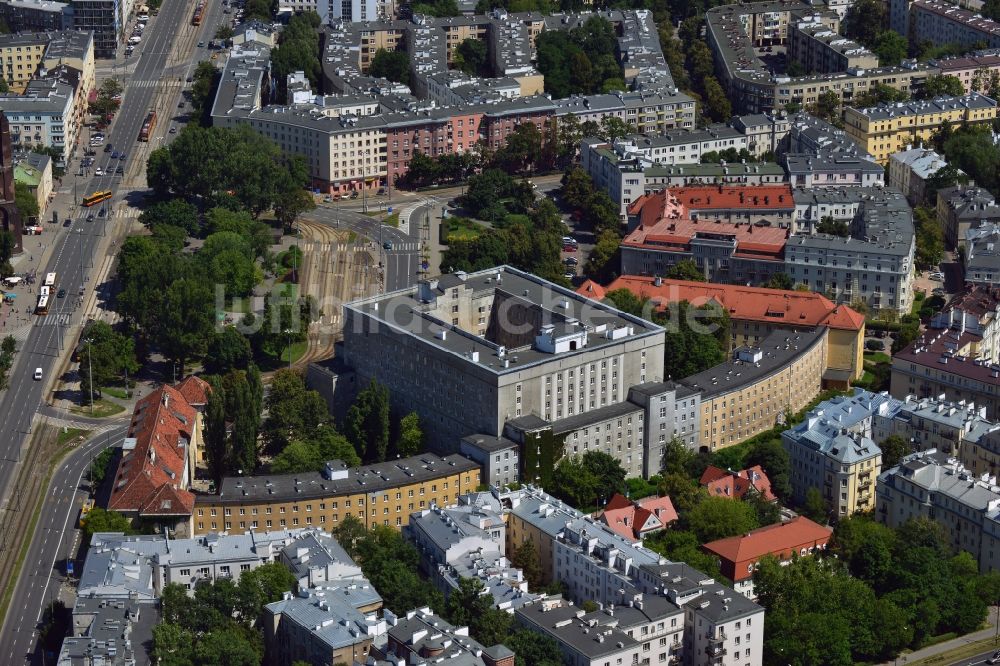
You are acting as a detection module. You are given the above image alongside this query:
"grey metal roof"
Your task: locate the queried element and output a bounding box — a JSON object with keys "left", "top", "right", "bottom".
{"left": 346, "top": 266, "right": 663, "bottom": 377}
{"left": 515, "top": 602, "right": 639, "bottom": 658}
{"left": 205, "top": 454, "right": 479, "bottom": 504}
{"left": 265, "top": 582, "right": 385, "bottom": 651}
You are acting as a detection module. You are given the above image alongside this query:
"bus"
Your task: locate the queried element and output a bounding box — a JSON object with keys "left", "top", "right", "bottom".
{"left": 192, "top": 2, "right": 204, "bottom": 25}
{"left": 139, "top": 110, "right": 156, "bottom": 141}
{"left": 82, "top": 190, "right": 112, "bottom": 207}
{"left": 43, "top": 272, "right": 56, "bottom": 288}
{"left": 35, "top": 294, "right": 48, "bottom": 315}
{"left": 39, "top": 286, "right": 50, "bottom": 299}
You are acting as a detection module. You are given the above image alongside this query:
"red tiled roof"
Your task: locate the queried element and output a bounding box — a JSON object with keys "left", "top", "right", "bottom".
{"left": 702, "top": 516, "right": 833, "bottom": 581}
{"left": 598, "top": 493, "right": 677, "bottom": 541}
{"left": 699, "top": 465, "right": 776, "bottom": 502}
{"left": 669, "top": 184, "right": 795, "bottom": 211}
{"left": 577, "top": 276, "right": 864, "bottom": 331}
{"left": 174, "top": 375, "right": 211, "bottom": 407}
{"left": 107, "top": 383, "right": 199, "bottom": 517}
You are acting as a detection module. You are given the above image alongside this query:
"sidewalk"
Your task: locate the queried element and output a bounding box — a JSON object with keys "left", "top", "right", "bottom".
{"left": 878, "top": 607, "right": 999, "bottom": 665}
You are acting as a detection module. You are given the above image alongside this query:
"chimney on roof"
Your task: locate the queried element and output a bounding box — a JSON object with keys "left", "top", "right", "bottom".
{"left": 162, "top": 392, "right": 169, "bottom": 408}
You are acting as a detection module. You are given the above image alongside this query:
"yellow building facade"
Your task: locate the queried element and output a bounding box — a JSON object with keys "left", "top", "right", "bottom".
{"left": 844, "top": 93, "right": 998, "bottom": 163}
{"left": 193, "top": 455, "right": 481, "bottom": 535}
{"left": 0, "top": 34, "right": 47, "bottom": 93}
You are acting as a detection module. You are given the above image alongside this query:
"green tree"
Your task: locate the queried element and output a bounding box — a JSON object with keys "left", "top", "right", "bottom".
{"left": 599, "top": 116, "right": 635, "bottom": 141}
{"left": 664, "top": 259, "right": 704, "bottom": 282}
{"left": 205, "top": 377, "right": 229, "bottom": 487}
{"left": 842, "top": 0, "right": 887, "bottom": 47}
{"left": 920, "top": 75, "right": 966, "bottom": 99}
{"left": 802, "top": 487, "right": 828, "bottom": 524}
{"left": 269, "top": 440, "right": 323, "bottom": 473}
{"left": 811, "top": 91, "right": 841, "bottom": 124}
{"left": 262, "top": 368, "right": 329, "bottom": 453}
{"left": 344, "top": 379, "right": 391, "bottom": 462}
{"left": 83, "top": 507, "right": 133, "bottom": 539}
{"left": 879, "top": 434, "right": 911, "bottom": 469}
{"left": 204, "top": 327, "right": 252, "bottom": 375}
{"left": 396, "top": 411, "right": 424, "bottom": 457}
{"left": 685, "top": 496, "right": 759, "bottom": 543}
{"left": 549, "top": 451, "right": 626, "bottom": 509}
{"left": 77, "top": 321, "right": 139, "bottom": 398}
{"left": 369, "top": 48, "right": 411, "bottom": 86}
{"left": 874, "top": 31, "right": 909, "bottom": 67}
{"left": 139, "top": 199, "right": 199, "bottom": 236}
{"left": 764, "top": 273, "right": 793, "bottom": 290}
{"left": 816, "top": 216, "right": 850, "bottom": 237}
{"left": 505, "top": 630, "right": 564, "bottom": 666}
{"left": 744, "top": 438, "right": 792, "bottom": 499}
{"left": 509, "top": 539, "right": 544, "bottom": 590}
{"left": 702, "top": 76, "right": 732, "bottom": 122}
{"left": 14, "top": 182, "right": 40, "bottom": 221}
{"left": 157, "top": 278, "right": 215, "bottom": 371}
{"left": 151, "top": 623, "right": 194, "bottom": 666}
{"left": 455, "top": 37, "right": 488, "bottom": 75}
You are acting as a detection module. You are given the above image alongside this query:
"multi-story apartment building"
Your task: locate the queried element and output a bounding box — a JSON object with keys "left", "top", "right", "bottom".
{"left": 634, "top": 561, "right": 765, "bottom": 666}
{"left": 81, "top": 529, "right": 314, "bottom": 597}
{"left": 966, "top": 224, "right": 1000, "bottom": 287}
{"left": 277, "top": 0, "right": 377, "bottom": 23}
{"left": 42, "top": 29, "right": 95, "bottom": 114}
{"left": 843, "top": 93, "right": 999, "bottom": 164}
{"left": 515, "top": 596, "right": 682, "bottom": 666}
{"left": 877, "top": 450, "right": 1000, "bottom": 572}
{"left": 706, "top": 1, "right": 939, "bottom": 114}
{"left": 782, "top": 112, "right": 886, "bottom": 188}
{"left": 578, "top": 276, "right": 866, "bottom": 383}
{"left": 782, "top": 389, "right": 889, "bottom": 516}
{"left": 264, "top": 583, "right": 387, "bottom": 666}
{"left": 459, "top": 434, "right": 520, "bottom": 489}
{"left": 72, "top": 0, "right": 121, "bottom": 58}
{"left": 787, "top": 17, "right": 878, "bottom": 74}
{"left": 406, "top": 503, "right": 506, "bottom": 571}
{"left": 786, "top": 188, "right": 915, "bottom": 314}
{"left": 874, "top": 393, "right": 998, "bottom": 461}
{"left": 887, "top": 146, "right": 956, "bottom": 206}
{"left": 890, "top": 0, "right": 1000, "bottom": 50}
{"left": 0, "top": 31, "right": 48, "bottom": 91}
{"left": 13, "top": 151, "right": 50, "bottom": 215}
{"left": 193, "top": 455, "right": 481, "bottom": 534}
{"left": 935, "top": 49, "right": 1000, "bottom": 93}
{"left": 891, "top": 287, "right": 1000, "bottom": 417}
{"left": 375, "top": 608, "right": 516, "bottom": 666}
{"left": 687, "top": 328, "right": 828, "bottom": 451}
{"left": 620, "top": 189, "right": 791, "bottom": 285}
{"left": 278, "top": 529, "right": 363, "bottom": 589}
{"left": 0, "top": 0, "right": 73, "bottom": 32}
{"left": 731, "top": 112, "right": 792, "bottom": 157}
{"left": 702, "top": 517, "right": 832, "bottom": 598}
{"left": 57, "top": 598, "right": 148, "bottom": 666}
{"left": 340, "top": 266, "right": 667, "bottom": 477}
{"left": 937, "top": 184, "right": 1000, "bottom": 249}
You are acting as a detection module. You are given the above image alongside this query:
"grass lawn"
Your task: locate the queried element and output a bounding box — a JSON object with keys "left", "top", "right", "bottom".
{"left": 859, "top": 370, "right": 875, "bottom": 385}
{"left": 382, "top": 212, "right": 400, "bottom": 227}
{"left": 863, "top": 351, "right": 891, "bottom": 365}
{"left": 70, "top": 399, "right": 125, "bottom": 418}
{"left": 444, "top": 217, "right": 483, "bottom": 243}
{"left": 280, "top": 341, "right": 307, "bottom": 365}
{"left": 57, "top": 427, "right": 90, "bottom": 446}
{"left": 101, "top": 386, "right": 130, "bottom": 400}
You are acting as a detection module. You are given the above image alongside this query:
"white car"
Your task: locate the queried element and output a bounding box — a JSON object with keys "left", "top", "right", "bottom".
{"left": 95, "top": 167, "right": 104, "bottom": 176}
{"left": 33, "top": 367, "right": 42, "bottom": 381}
{"left": 929, "top": 272, "right": 945, "bottom": 280}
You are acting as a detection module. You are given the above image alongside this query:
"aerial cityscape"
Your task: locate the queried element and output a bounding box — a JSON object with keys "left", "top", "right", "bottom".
{"left": 3, "top": 0, "right": 1000, "bottom": 663}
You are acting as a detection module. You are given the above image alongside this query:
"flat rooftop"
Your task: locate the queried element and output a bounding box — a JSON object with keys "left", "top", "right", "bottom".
{"left": 345, "top": 266, "right": 663, "bottom": 376}
{"left": 200, "top": 454, "right": 480, "bottom": 505}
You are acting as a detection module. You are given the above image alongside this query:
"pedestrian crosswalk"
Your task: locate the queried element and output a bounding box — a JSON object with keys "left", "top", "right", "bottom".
{"left": 113, "top": 208, "right": 142, "bottom": 219}
{"left": 302, "top": 242, "right": 350, "bottom": 252}
{"left": 388, "top": 242, "right": 420, "bottom": 252}
{"left": 128, "top": 79, "right": 181, "bottom": 89}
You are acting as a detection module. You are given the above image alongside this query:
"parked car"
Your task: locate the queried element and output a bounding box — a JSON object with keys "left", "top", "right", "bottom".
{"left": 933, "top": 287, "right": 946, "bottom": 296}
{"left": 63, "top": 219, "right": 72, "bottom": 227}
{"left": 169, "top": 126, "right": 177, "bottom": 133}
{"left": 564, "top": 257, "right": 578, "bottom": 265}
{"left": 563, "top": 245, "right": 576, "bottom": 253}
{"left": 94, "top": 167, "right": 104, "bottom": 176}
{"left": 929, "top": 271, "right": 945, "bottom": 280}
{"left": 116, "top": 166, "right": 124, "bottom": 174}
{"left": 104, "top": 143, "right": 113, "bottom": 153}
{"left": 987, "top": 650, "right": 1000, "bottom": 665}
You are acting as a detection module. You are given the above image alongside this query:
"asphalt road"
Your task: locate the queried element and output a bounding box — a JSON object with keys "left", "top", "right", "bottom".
{"left": 301, "top": 207, "right": 423, "bottom": 293}
{"left": 0, "top": 0, "right": 197, "bottom": 659}
{"left": 0, "top": 425, "right": 127, "bottom": 665}
{"left": 951, "top": 647, "right": 1000, "bottom": 665}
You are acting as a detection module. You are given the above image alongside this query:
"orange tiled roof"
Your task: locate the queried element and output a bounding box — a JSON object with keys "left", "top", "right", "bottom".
{"left": 699, "top": 465, "right": 776, "bottom": 502}
{"left": 622, "top": 216, "right": 788, "bottom": 258}
{"left": 702, "top": 516, "right": 833, "bottom": 580}
{"left": 107, "top": 383, "right": 201, "bottom": 517}
{"left": 578, "top": 275, "right": 864, "bottom": 332}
